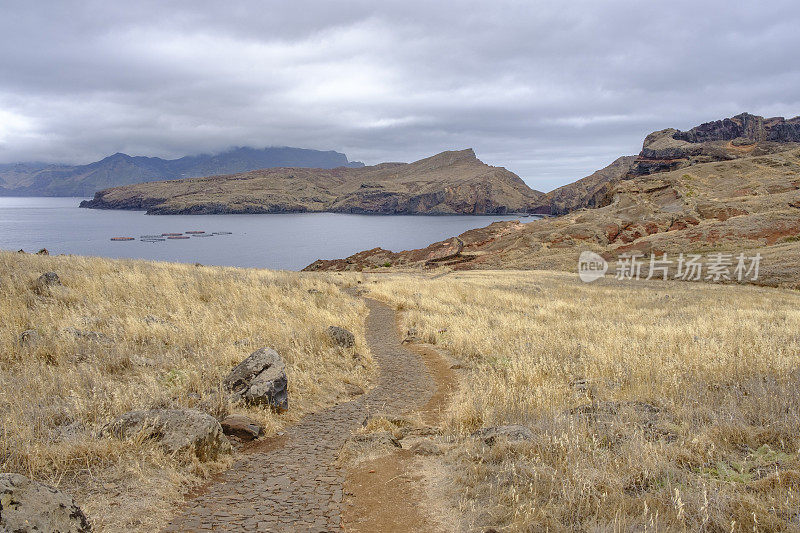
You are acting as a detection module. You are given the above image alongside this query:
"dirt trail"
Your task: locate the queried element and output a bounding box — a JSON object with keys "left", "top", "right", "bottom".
{"left": 164, "top": 296, "right": 446, "bottom": 532}
{"left": 342, "top": 322, "right": 458, "bottom": 532}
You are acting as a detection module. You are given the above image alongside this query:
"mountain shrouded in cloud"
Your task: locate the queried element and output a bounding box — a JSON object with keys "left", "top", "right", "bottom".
{"left": 0, "top": 146, "right": 364, "bottom": 196}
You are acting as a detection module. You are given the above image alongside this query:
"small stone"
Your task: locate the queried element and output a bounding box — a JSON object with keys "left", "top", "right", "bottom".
{"left": 343, "top": 382, "right": 365, "bottom": 397}
{"left": 349, "top": 431, "right": 401, "bottom": 449}
{"left": 402, "top": 327, "right": 418, "bottom": 344}
{"left": 0, "top": 473, "right": 92, "bottom": 532}
{"left": 63, "top": 327, "right": 108, "bottom": 342}
{"left": 19, "top": 329, "right": 39, "bottom": 347}
{"left": 471, "top": 425, "right": 534, "bottom": 446}
{"left": 327, "top": 326, "right": 355, "bottom": 348}
{"left": 220, "top": 414, "right": 263, "bottom": 440}
{"left": 129, "top": 355, "right": 156, "bottom": 367}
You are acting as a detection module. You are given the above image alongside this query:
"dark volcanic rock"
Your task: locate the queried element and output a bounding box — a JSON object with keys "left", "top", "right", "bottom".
{"left": 224, "top": 347, "right": 289, "bottom": 410}
{"left": 673, "top": 113, "right": 800, "bottom": 143}
{"left": 220, "top": 414, "right": 263, "bottom": 440}
{"left": 629, "top": 113, "right": 800, "bottom": 178}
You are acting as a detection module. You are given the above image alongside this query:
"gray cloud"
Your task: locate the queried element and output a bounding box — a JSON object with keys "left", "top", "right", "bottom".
{"left": 1, "top": 0, "right": 798, "bottom": 190}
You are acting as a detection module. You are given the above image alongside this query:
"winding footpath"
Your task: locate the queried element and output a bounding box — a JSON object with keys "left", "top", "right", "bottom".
{"left": 164, "top": 297, "right": 436, "bottom": 532}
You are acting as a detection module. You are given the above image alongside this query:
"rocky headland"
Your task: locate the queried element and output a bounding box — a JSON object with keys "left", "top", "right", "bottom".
{"left": 80, "top": 149, "right": 544, "bottom": 215}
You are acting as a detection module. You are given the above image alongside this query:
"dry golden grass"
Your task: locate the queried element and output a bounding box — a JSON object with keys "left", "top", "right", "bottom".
{"left": 363, "top": 270, "right": 800, "bottom": 532}
{"left": 0, "top": 251, "right": 371, "bottom": 531}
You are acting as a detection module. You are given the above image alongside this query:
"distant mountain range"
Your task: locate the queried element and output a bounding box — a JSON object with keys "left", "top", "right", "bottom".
{"left": 80, "top": 149, "right": 543, "bottom": 215}
{"left": 0, "top": 147, "right": 365, "bottom": 197}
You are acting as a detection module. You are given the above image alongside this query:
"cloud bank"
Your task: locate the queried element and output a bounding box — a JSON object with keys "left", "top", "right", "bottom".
{"left": 1, "top": 0, "right": 799, "bottom": 190}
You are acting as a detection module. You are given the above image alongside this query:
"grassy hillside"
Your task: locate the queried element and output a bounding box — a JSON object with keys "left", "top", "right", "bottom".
{"left": 363, "top": 270, "right": 800, "bottom": 531}
{"left": 5, "top": 251, "right": 799, "bottom": 531}
{"left": 0, "top": 252, "right": 371, "bottom": 531}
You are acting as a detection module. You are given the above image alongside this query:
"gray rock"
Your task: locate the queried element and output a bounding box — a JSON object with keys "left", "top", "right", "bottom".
{"left": 343, "top": 382, "right": 365, "bottom": 397}
{"left": 105, "top": 408, "right": 231, "bottom": 461}
{"left": 33, "top": 272, "right": 61, "bottom": 294}
{"left": 63, "top": 327, "right": 108, "bottom": 342}
{"left": 0, "top": 473, "right": 92, "bottom": 532}
{"left": 129, "top": 354, "right": 156, "bottom": 367}
{"left": 223, "top": 347, "right": 288, "bottom": 410}
{"left": 220, "top": 414, "right": 263, "bottom": 440}
{"left": 409, "top": 439, "right": 442, "bottom": 456}
{"left": 38, "top": 272, "right": 60, "bottom": 285}
{"left": 18, "top": 329, "right": 39, "bottom": 347}
{"left": 471, "top": 425, "right": 534, "bottom": 446}
{"left": 349, "top": 431, "right": 401, "bottom": 449}
{"left": 327, "top": 326, "right": 355, "bottom": 348}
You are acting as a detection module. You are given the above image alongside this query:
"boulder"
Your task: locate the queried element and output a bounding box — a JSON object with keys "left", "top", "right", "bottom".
{"left": 18, "top": 329, "right": 39, "bottom": 347}
{"left": 220, "top": 414, "right": 263, "bottom": 440}
{"left": 105, "top": 408, "right": 231, "bottom": 461}
{"left": 471, "top": 425, "right": 534, "bottom": 446}
{"left": 327, "top": 326, "right": 355, "bottom": 348}
{"left": 0, "top": 473, "right": 92, "bottom": 532}
{"left": 223, "top": 347, "right": 288, "bottom": 410}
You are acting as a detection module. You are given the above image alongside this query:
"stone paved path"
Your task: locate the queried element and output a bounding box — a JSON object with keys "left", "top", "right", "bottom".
{"left": 164, "top": 297, "right": 435, "bottom": 532}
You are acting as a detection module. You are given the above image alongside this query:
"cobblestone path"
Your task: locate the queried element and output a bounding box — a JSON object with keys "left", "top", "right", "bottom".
{"left": 164, "top": 297, "right": 435, "bottom": 532}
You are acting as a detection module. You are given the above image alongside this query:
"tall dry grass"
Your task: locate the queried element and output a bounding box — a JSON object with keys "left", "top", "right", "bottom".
{"left": 364, "top": 271, "right": 800, "bottom": 532}
{"left": 0, "top": 251, "right": 370, "bottom": 531}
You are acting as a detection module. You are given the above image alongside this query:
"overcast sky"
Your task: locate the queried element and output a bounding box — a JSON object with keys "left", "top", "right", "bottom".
{"left": 1, "top": 0, "right": 799, "bottom": 191}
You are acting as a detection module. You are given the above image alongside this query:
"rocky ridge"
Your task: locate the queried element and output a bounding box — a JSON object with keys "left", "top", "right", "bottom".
{"left": 80, "top": 149, "right": 544, "bottom": 215}
{"left": 306, "top": 114, "right": 800, "bottom": 288}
